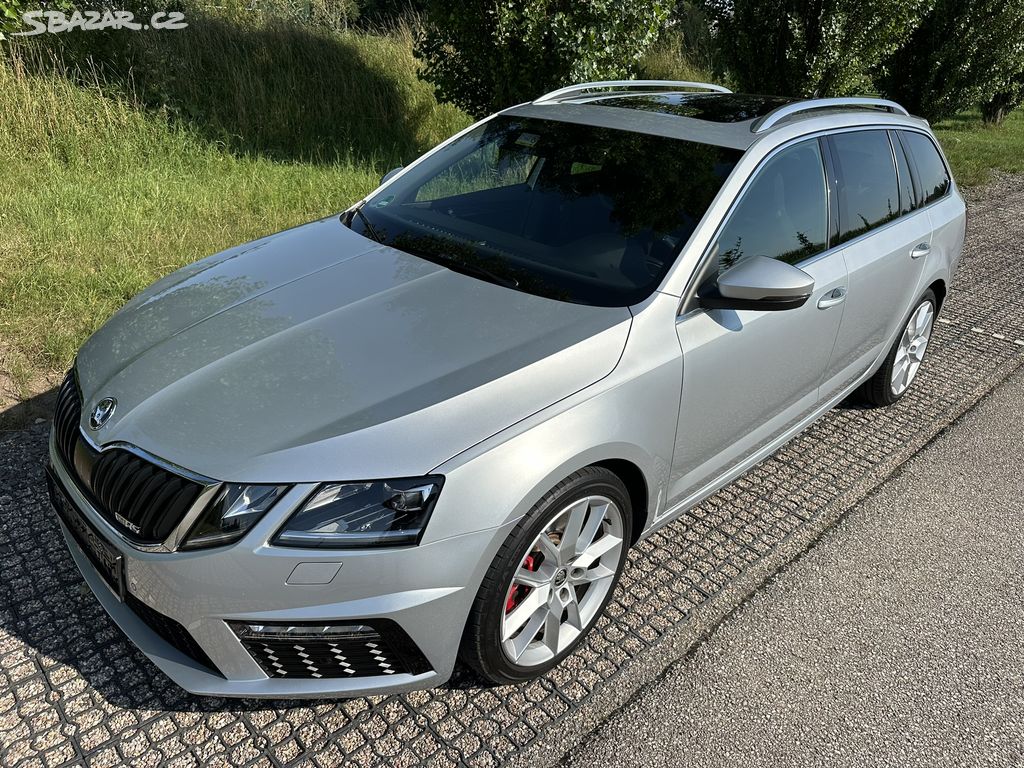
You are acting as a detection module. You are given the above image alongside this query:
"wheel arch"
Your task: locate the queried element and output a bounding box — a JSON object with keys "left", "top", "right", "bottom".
{"left": 592, "top": 458, "right": 649, "bottom": 546}
{"left": 927, "top": 278, "right": 947, "bottom": 311}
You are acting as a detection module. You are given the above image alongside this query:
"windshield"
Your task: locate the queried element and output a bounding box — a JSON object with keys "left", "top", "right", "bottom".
{"left": 351, "top": 116, "right": 742, "bottom": 306}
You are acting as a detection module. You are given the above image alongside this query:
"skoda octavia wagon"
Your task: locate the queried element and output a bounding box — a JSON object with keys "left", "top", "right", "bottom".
{"left": 48, "top": 81, "right": 965, "bottom": 697}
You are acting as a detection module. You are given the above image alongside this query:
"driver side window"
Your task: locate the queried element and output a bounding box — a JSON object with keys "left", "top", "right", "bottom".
{"left": 717, "top": 139, "right": 828, "bottom": 274}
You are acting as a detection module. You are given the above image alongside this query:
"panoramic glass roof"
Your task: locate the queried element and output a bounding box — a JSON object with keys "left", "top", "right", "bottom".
{"left": 585, "top": 93, "right": 797, "bottom": 123}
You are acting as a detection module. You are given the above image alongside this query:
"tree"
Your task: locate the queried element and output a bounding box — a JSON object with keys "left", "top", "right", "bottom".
{"left": 981, "top": 73, "right": 1024, "bottom": 125}
{"left": 704, "top": 0, "right": 929, "bottom": 97}
{"left": 415, "top": 0, "right": 673, "bottom": 119}
{"left": 877, "top": 0, "right": 1024, "bottom": 123}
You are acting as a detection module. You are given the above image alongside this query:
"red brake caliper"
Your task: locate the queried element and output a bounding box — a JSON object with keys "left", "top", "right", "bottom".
{"left": 505, "top": 553, "right": 539, "bottom": 613}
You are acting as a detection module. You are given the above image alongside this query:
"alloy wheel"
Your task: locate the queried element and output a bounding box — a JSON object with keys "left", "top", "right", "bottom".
{"left": 891, "top": 300, "right": 935, "bottom": 396}
{"left": 500, "top": 495, "right": 624, "bottom": 668}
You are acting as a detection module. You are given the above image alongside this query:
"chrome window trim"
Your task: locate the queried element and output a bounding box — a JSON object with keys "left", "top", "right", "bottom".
{"left": 676, "top": 124, "right": 952, "bottom": 318}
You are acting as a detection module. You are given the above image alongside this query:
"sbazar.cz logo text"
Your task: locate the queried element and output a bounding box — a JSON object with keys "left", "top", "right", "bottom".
{"left": 14, "top": 9, "right": 187, "bottom": 35}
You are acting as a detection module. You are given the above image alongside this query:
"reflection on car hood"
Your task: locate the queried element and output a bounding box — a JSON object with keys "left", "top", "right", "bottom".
{"left": 76, "top": 218, "right": 632, "bottom": 482}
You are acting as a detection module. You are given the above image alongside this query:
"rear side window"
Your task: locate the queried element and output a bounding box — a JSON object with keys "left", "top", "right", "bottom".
{"left": 830, "top": 130, "right": 900, "bottom": 243}
{"left": 902, "top": 131, "right": 951, "bottom": 205}
{"left": 717, "top": 139, "right": 828, "bottom": 273}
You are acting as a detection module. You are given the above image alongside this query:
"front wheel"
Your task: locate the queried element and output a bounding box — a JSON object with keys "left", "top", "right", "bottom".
{"left": 859, "top": 289, "right": 937, "bottom": 407}
{"left": 461, "top": 467, "right": 632, "bottom": 684}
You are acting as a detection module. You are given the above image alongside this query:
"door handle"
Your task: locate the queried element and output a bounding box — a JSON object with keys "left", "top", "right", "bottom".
{"left": 910, "top": 243, "right": 931, "bottom": 259}
{"left": 817, "top": 287, "right": 847, "bottom": 309}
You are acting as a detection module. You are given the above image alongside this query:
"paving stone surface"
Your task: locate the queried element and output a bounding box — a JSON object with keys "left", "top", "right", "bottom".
{"left": 1, "top": 175, "right": 1023, "bottom": 768}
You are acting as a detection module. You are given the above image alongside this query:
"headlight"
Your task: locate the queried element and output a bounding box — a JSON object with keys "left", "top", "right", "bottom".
{"left": 181, "top": 484, "right": 288, "bottom": 550}
{"left": 273, "top": 476, "right": 443, "bottom": 548}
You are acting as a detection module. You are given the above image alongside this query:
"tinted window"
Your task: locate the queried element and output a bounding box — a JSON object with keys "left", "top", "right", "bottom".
{"left": 416, "top": 142, "right": 536, "bottom": 202}
{"left": 903, "top": 131, "right": 950, "bottom": 205}
{"left": 717, "top": 139, "right": 828, "bottom": 273}
{"left": 831, "top": 131, "right": 900, "bottom": 242}
{"left": 892, "top": 132, "right": 917, "bottom": 215}
{"left": 354, "top": 117, "right": 742, "bottom": 307}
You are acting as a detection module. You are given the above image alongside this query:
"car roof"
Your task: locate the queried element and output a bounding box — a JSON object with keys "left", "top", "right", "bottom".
{"left": 501, "top": 82, "right": 928, "bottom": 152}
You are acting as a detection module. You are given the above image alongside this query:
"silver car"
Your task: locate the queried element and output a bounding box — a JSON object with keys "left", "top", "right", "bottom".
{"left": 48, "top": 81, "right": 965, "bottom": 698}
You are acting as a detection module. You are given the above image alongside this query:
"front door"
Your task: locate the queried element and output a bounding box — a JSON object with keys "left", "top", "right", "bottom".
{"left": 668, "top": 138, "right": 847, "bottom": 507}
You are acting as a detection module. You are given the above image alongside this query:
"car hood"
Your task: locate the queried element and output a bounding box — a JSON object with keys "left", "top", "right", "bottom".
{"left": 76, "top": 218, "right": 632, "bottom": 482}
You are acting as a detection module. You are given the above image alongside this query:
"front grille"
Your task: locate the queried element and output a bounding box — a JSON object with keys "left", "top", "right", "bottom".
{"left": 231, "top": 621, "right": 432, "bottom": 679}
{"left": 51, "top": 369, "right": 207, "bottom": 545}
{"left": 53, "top": 372, "right": 82, "bottom": 473}
{"left": 125, "top": 592, "right": 222, "bottom": 676}
{"left": 90, "top": 449, "right": 204, "bottom": 543}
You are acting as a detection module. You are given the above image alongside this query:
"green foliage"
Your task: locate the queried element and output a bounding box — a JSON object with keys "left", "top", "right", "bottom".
{"left": 1, "top": 0, "right": 25, "bottom": 39}
{"left": 639, "top": 2, "right": 718, "bottom": 83}
{"left": 705, "top": 0, "right": 928, "bottom": 97}
{"left": 878, "top": 0, "right": 1024, "bottom": 123}
{"left": 416, "top": 0, "right": 673, "bottom": 119}
{"left": 981, "top": 73, "right": 1024, "bottom": 125}
{"left": 932, "top": 109, "right": 1024, "bottom": 186}
{"left": 238, "top": 0, "right": 361, "bottom": 32}
{"left": 23, "top": 8, "right": 466, "bottom": 165}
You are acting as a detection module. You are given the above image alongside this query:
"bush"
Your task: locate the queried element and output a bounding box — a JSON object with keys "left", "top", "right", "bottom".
{"left": 416, "top": 0, "right": 673, "bottom": 119}
{"left": 878, "top": 0, "right": 1024, "bottom": 123}
{"left": 705, "top": 0, "right": 928, "bottom": 97}
{"left": 639, "top": 2, "right": 718, "bottom": 83}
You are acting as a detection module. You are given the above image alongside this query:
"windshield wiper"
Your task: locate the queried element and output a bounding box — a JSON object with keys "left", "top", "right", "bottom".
{"left": 429, "top": 253, "right": 521, "bottom": 290}
{"left": 346, "top": 203, "right": 385, "bottom": 243}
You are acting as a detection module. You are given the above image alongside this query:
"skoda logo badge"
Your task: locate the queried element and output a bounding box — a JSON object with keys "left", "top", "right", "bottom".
{"left": 89, "top": 397, "right": 117, "bottom": 430}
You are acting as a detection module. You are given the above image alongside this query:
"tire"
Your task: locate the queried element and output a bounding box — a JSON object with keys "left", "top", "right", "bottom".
{"left": 461, "top": 466, "right": 633, "bottom": 684}
{"left": 859, "top": 289, "right": 937, "bottom": 407}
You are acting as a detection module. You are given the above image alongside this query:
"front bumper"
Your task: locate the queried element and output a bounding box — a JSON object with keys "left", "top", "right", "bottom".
{"left": 47, "top": 436, "right": 512, "bottom": 698}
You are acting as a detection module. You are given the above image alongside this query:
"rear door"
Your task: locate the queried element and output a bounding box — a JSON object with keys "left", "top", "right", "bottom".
{"left": 818, "top": 129, "right": 931, "bottom": 396}
{"left": 900, "top": 130, "right": 965, "bottom": 275}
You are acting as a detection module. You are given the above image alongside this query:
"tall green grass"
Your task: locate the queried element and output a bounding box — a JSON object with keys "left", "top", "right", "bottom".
{"left": 933, "top": 110, "right": 1024, "bottom": 187}
{"left": 0, "top": 17, "right": 469, "bottom": 399}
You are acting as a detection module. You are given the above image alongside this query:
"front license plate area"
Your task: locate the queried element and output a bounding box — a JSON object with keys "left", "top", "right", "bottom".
{"left": 47, "top": 466, "right": 126, "bottom": 600}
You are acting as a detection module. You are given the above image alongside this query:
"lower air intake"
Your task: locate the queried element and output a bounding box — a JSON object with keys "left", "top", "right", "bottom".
{"left": 230, "top": 620, "right": 431, "bottom": 679}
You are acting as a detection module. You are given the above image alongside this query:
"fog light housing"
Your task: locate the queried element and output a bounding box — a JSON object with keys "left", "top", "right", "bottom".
{"left": 229, "top": 620, "right": 431, "bottom": 679}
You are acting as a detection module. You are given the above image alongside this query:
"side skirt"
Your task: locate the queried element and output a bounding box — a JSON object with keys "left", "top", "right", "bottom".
{"left": 640, "top": 364, "right": 875, "bottom": 540}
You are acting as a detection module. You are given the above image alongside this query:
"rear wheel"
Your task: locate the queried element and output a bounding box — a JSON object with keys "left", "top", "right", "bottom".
{"left": 859, "top": 289, "right": 937, "bottom": 407}
{"left": 461, "top": 467, "right": 632, "bottom": 684}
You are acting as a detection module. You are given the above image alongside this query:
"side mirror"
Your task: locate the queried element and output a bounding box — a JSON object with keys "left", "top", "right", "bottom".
{"left": 380, "top": 166, "right": 403, "bottom": 186}
{"left": 699, "top": 255, "right": 814, "bottom": 311}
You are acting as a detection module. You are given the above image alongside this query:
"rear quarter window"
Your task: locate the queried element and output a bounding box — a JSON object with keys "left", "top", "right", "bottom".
{"left": 902, "top": 131, "right": 951, "bottom": 205}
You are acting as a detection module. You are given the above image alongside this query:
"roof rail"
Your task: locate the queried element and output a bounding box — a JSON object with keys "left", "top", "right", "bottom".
{"left": 752, "top": 97, "right": 910, "bottom": 132}
{"left": 534, "top": 80, "right": 732, "bottom": 103}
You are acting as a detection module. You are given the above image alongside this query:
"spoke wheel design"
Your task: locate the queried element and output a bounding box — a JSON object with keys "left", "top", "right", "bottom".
{"left": 500, "top": 495, "right": 624, "bottom": 668}
{"left": 891, "top": 300, "right": 935, "bottom": 396}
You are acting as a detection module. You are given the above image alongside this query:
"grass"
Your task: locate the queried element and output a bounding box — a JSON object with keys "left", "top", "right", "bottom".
{"left": 933, "top": 109, "right": 1024, "bottom": 187}
{"left": 0, "top": 17, "right": 469, "bottom": 403}
{"left": 0, "top": 16, "right": 1022, "bottom": 408}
